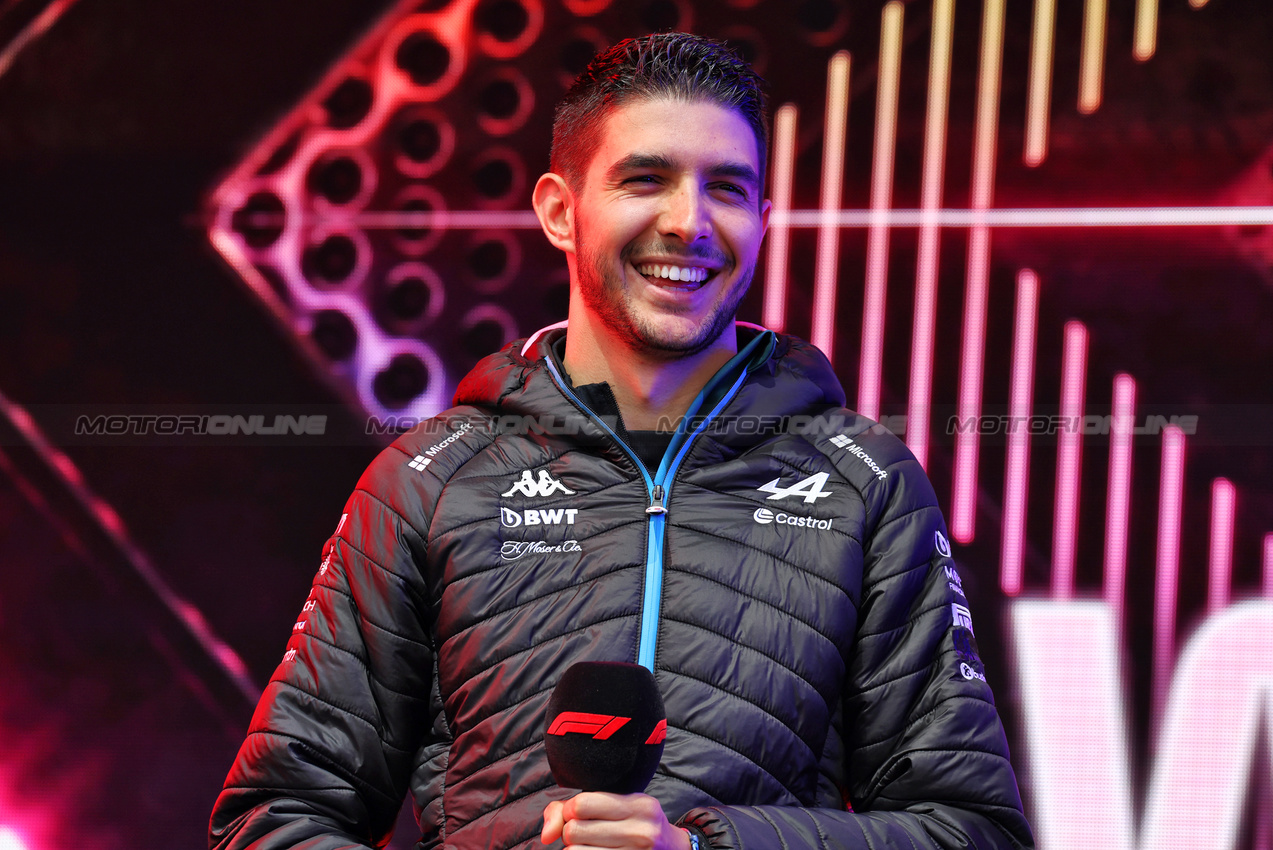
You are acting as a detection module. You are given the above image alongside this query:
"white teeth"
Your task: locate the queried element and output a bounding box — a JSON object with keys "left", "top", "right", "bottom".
{"left": 637, "top": 263, "right": 709, "bottom": 283}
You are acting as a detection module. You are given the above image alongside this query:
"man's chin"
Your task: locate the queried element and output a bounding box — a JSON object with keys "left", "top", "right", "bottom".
{"left": 630, "top": 316, "right": 734, "bottom": 359}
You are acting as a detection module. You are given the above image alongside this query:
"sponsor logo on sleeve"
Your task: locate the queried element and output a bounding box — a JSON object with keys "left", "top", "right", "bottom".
{"left": 959, "top": 661, "right": 988, "bottom": 682}
{"left": 935, "top": 529, "right": 952, "bottom": 558}
{"left": 502, "top": 469, "right": 576, "bottom": 498}
{"left": 951, "top": 602, "right": 975, "bottom": 635}
{"left": 944, "top": 564, "right": 965, "bottom": 597}
{"left": 829, "top": 434, "right": 889, "bottom": 481}
{"left": 424, "top": 421, "right": 472, "bottom": 457}
{"left": 407, "top": 422, "right": 474, "bottom": 472}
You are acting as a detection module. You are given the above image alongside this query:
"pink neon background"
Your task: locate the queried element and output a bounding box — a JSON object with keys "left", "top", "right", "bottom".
{"left": 3, "top": 1, "right": 1273, "bottom": 847}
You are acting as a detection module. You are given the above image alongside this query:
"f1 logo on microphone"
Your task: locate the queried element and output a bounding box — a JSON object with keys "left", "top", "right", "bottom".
{"left": 546, "top": 713, "right": 669, "bottom": 745}
{"left": 546, "top": 712, "right": 630, "bottom": 740}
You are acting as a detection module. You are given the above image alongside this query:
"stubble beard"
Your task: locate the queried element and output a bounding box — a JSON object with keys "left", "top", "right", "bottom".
{"left": 575, "top": 225, "right": 755, "bottom": 360}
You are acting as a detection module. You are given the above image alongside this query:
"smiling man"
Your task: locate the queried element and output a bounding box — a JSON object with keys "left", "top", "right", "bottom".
{"left": 535, "top": 92, "right": 769, "bottom": 433}
{"left": 210, "top": 34, "right": 1033, "bottom": 850}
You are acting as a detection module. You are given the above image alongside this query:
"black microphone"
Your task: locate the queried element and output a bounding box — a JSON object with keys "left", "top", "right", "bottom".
{"left": 543, "top": 661, "right": 667, "bottom": 794}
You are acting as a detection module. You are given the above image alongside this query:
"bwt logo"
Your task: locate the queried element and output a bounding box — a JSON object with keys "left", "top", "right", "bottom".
{"left": 1011, "top": 599, "right": 1273, "bottom": 850}
{"left": 546, "top": 712, "right": 667, "bottom": 745}
{"left": 501, "top": 507, "right": 579, "bottom": 528}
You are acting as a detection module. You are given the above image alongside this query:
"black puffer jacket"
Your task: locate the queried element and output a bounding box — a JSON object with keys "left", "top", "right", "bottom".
{"left": 210, "top": 326, "right": 1032, "bottom": 850}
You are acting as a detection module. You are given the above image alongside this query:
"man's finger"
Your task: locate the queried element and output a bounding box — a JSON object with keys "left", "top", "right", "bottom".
{"left": 541, "top": 799, "right": 566, "bottom": 844}
{"left": 564, "top": 791, "right": 658, "bottom": 822}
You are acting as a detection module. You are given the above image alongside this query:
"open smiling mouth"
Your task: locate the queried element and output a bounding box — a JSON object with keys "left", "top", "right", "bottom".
{"left": 635, "top": 263, "right": 714, "bottom": 289}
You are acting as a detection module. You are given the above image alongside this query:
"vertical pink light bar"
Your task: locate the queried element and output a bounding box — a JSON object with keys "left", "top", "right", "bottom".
{"left": 904, "top": 0, "right": 956, "bottom": 470}
{"left": 1078, "top": 0, "right": 1108, "bottom": 114}
{"left": 810, "top": 52, "right": 851, "bottom": 360}
{"left": 857, "top": 1, "right": 904, "bottom": 421}
{"left": 1001, "top": 270, "right": 1040, "bottom": 596}
{"left": 1133, "top": 0, "right": 1159, "bottom": 61}
{"left": 1104, "top": 373, "right": 1136, "bottom": 625}
{"left": 1154, "top": 425, "right": 1186, "bottom": 720}
{"left": 1024, "top": 0, "right": 1057, "bottom": 166}
{"left": 1207, "top": 478, "right": 1235, "bottom": 614}
{"left": 762, "top": 103, "right": 798, "bottom": 331}
{"left": 951, "top": 0, "right": 1006, "bottom": 542}
{"left": 1051, "top": 321, "right": 1088, "bottom": 599}
{"left": 1264, "top": 533, "right": 1273, "bottom": 598}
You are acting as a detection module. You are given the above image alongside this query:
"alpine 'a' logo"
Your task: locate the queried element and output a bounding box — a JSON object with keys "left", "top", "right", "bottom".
{"left": 757, "top": 472, "right": 834, "bottom": 503}
{"left": 502, "top": 469, "right": 575, "bottom": 498}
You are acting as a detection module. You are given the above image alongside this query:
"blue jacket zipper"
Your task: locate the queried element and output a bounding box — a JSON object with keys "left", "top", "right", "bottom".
{"left": 543, "top": 356, "right": 754, "bottom": 672}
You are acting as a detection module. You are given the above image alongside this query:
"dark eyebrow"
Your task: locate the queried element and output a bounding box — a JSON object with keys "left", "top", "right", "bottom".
{"left": 707, "top": 161, "right": 762, "bottom": 188}
{"left": 605, "top": 153, "right": 675, "bottom": 182}
{"left": 605, "top": 153, "right": 761, "bottom": 189}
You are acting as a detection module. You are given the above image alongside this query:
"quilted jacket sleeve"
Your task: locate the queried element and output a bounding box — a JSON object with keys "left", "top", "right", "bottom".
{"left": 680, "top": 426, "right": 1034, "bottom": 849}
{"left": 208, "top": 442, "right": 445, "bottom": 850}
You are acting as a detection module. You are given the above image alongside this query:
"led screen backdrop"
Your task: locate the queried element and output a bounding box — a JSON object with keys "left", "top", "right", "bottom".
{"left": 1, "top": 0, "right": 1272, "bottom": 848}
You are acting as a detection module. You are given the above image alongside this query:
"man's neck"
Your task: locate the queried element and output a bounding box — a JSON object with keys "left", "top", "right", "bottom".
{"left": 562, "top": 311, "right": 737, "bottom": 432}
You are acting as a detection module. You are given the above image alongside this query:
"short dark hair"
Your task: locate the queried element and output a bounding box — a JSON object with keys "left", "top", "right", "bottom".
{"left": 550, "top": 32, "right": 770, "bottom": 195}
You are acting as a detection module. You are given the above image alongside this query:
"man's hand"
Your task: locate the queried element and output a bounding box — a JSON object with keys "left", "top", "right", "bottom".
{"left": 541, "top": 792, "right": 690, "bottom": 849}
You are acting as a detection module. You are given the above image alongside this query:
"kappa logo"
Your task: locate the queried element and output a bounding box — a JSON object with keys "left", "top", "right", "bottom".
{"left": 501, "top": 507, "right": 579, "bottom": 527}
{"left": 757, "top": 471, "right": 834, "bottom": 504}
{"left": 502, "top": 469, "right": 575, "bottom": 498}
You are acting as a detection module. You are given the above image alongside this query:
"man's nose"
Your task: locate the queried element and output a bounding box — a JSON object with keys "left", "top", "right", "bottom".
{"left": 659, "top": 181, "right": 712, "bottom": 242}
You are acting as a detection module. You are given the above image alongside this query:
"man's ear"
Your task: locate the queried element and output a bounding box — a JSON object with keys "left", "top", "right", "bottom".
{"left": 532, "top": 172, "right": 576, "bottom": 254}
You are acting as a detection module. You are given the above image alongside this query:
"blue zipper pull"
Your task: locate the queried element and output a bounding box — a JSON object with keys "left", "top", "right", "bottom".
{"left": 646, "top": 484, "right": 668, "bottom": 515}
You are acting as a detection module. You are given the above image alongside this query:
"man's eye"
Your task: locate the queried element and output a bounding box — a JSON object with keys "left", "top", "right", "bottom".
{"left": 624, "top": 175, "right": 658, "bottom": 185}
{"left": 715, "top": 182, "right": 747, "bottom": 198}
